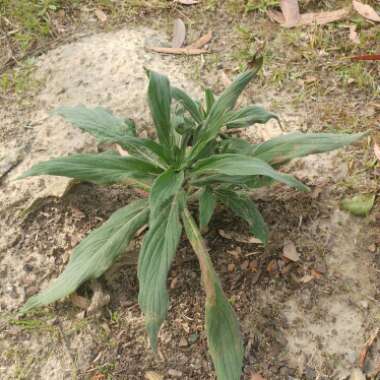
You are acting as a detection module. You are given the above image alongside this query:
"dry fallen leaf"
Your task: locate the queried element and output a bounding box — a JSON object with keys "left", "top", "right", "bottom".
{"left": 172, "top": 18, "right": 186, "bottom": 48}
{"left": 280, "top": 0, "right": 300, "bottom": 27}
{"left": 177, "top": 0, "right": 199, "bottom": 4}
{"left": 299, "top": 7, "right": 350, "bottom": 26}
{"left": 353, "top": 0, "right": 380, "bottom": 22}
{"left": 95, "top": 8, "right": 107, "bottom": 23}
{"left": 269, "top": 6, "right": 349, "bottom": 27}
{"left": 374, "top": 143, "right": 380, "bottom": 160}
{"left": 349, "top": 24, "right": 360, "bottom": 44}
{"left": 282, "top": 240, "right": 300, "bottom": 262}
{"left": 146, "top": 46, "right": 207, "bottom": 55}
{"left": 145, "top": 371, "right": 164, "bottom": 380}
{"left": 218, "top": 229, "right": 262, "bottom": 244}
{"left": 188, "top": 30, "right": 213, "bottom": 49}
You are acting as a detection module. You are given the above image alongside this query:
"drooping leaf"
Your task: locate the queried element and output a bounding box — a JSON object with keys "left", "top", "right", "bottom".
{"left": 20, "top": 199, "right": 149, "bottom": 313}
{"left": 147, "top": 70, "right": 173, "bottom": 150}
{"left": 189, "top": 59, "right": 263, "bottom": 160}
{"left": 216, "top": 189, "right": 268, "bottom": 244}
{"left": 172, "top": 86, "right": 203, "bottom": 124}
{"left": 199, "top": 186, "right": 217, "bottom": 230}
{"left": 252, "top": 132, "right": 368, "bottom": 165}
{"left": 182, "top": 208, "right": 243, "bottom": 380}
{"left": 53, "top": 105, "right": 136, "bottom": 141}
{"left": 341, "top": 193, "right": 375, "bottom": 217}
{"left": 225, "top": 105, "right": 280, "bottom": 129}
{"left": 18, "top": 153, "right": 162, "bottom": 186}
{"left": 191, "top": 154, "right": 309, "bottom": 192}
{"left": 138, "top": 182, "right": 185, "bottom": 350}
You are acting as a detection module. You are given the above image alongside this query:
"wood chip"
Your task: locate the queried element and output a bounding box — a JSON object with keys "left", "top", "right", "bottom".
{"left": 188, "top": 31, "right": 213, "bottom": 49}
{"left": 349, "top": 24, "right": 360, "bottom": 44}
{"left": 95, "top": 9, "right": 107, "bottom": 23}
{"left": 146, "top": 46, "right": 208, "bottom": 55}
{"left": 282, "top": 240, "right": 300, "bottom": 262}
{"left": 172, "top": 19, "right": 186, "bottom": 48}
{"left": 353, "top": 1, "right": 380, "bottom": 22}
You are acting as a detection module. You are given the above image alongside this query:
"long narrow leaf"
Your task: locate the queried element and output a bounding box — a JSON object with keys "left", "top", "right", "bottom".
{"left": 138, "top": 182, "right": 185, "bottom": 350}
{"left": 20, "top": 199, "right": 149, "bottom": 313}
{"left": 216, "top": 189, "right": 268, "bottom": 244}
{"left": 252, "top": 132, "right": 368, "bottom": 165}
{"left": 182, "top": 208, "right": 243, "bottom": 380}
{"left": 147, "top": 70, "right": 173, "bottom": 150}
{"left": 189, "top": 60, "right": 263, "bottom": 160}
{"left": 172, "top": 86, "right": 203, "bottom": 124}
{"left": 199, "top": 187, "right": 217, "bottom": 231}
{"left": 225, "top": 105, "right": 279, "bottom": 129}
{"left": 18, "top": 153, "right": 162, "bottom": 186}
{"left": 191, "top": 154, "right": 309, "bottom": 192}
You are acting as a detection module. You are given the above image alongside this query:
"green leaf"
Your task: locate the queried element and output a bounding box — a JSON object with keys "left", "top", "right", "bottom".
{"left": 138, "top": 181, "right": 185, "bottom": 350}
{"left": 149, "top": 169, "right": 184, "bottom": 216}
{"left": 182, "top": 208, "right": 243, "bottom": 380}
{"left": 225, "top": 105, "right": 280, "bottom": 128}
{"left": 218, "top": 138, "right": 256, "bottom": 155}
{"left": 190, "top": 61, "right": 263, "bottom": 160}
{"left": 199, "top": 187, "right": 217, "bottom": 231}
{"left": 252, "top": 132, "right": 368, "bottom": 165}
{"left": 18, "top": 153, "right": 162, "bottom": 186}
{"left": 147, "top": 70, "right": 173, "bottom": 150}
{"left": 191, "top": 154, "right": 309, "bottom": 192}
{"left": 53, "top": 105, "right": 136, "bottom": 141}
{"left": 341, "top": 193, "right": 375, "bottom": 217}
{"left": 216, "top": 189, "right": 268, "bottom": 244}
{"left": 204, "top": 88, "right": 215, "bottom": 115}
{"left": 172, "top": 86, "right": 203, "bottom": 124}
{"left": 20, "top": 199, "right": 149, "bottom": 313}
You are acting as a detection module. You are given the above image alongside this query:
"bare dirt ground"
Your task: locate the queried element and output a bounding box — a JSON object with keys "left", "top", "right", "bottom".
{"left": 1, "top": 1, "right": 379, "bottom": 379}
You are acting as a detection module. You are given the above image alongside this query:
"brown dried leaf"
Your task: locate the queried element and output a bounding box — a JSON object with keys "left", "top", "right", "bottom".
{"left": 269, "top": 7, "right": 349, "bottom": 27}
{"left": 188, "top": 30, "right": 213, "bottom": 49}
{"left": 280, "top": 0, "right": 300, "bottom": 27}
{"left": 349, "top": 24, "right": 360, "bottom": 44}
{"left": 353, "top": 1, "right": 380, "bottom": 22}
{"left": 177, "top": 0, "right": 199, "bottom": 4}
{"left": 299, "top": 7, "right": 350, "bottom": 26}
{"left": 218, "top": 229, "right": 262, "bottom": 244}
{"left": 282, "top": 240, "right": 300, "bottom": 262}
{"left": 172, "top": 19, "right": 186, "bottom": 48}
{"left": 71, "top": 293, "right": 91, "bottom": 310}
{"left": 95, "top": 8, "right": 107, "bottom": 23}
{"left": 374, "top": 143, "right": 380, "bottom": 160}
{"left": 146, "top": 46, "right": 207, "bottom": 55}
{"left": 351, "top": 54, "right": 380, "bottom": 61}
{"left": 145, "top": 371, "right": 164, "bottom": 380}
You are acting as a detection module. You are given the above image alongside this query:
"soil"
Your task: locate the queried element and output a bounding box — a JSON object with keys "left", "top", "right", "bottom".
{"left": 1, "top": 3, "right": 379, "bottom": 380}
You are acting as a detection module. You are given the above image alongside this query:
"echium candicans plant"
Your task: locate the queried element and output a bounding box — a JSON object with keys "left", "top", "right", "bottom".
{"left": 18, "top": 59, "right": 366, "bottom": 380}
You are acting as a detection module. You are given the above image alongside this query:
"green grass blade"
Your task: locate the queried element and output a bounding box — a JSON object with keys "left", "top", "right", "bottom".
{"left": 20, "top": 199, "right": 149, "bottom": 313}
